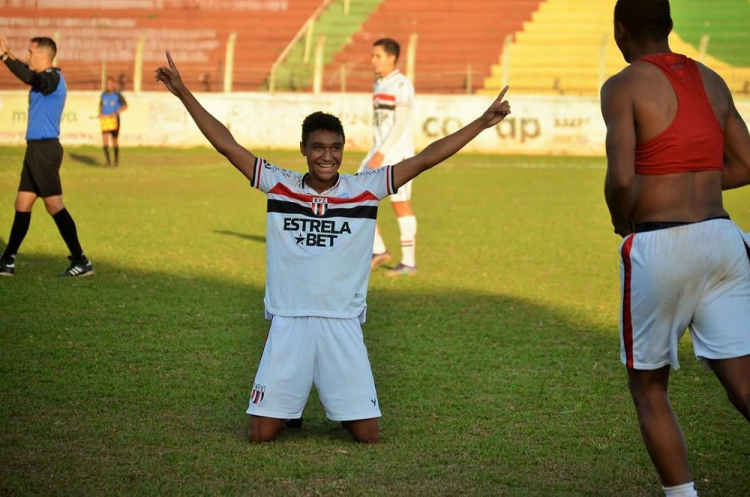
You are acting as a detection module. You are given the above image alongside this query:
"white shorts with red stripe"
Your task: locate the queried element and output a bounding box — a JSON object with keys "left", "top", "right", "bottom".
{"left": 619, "top": 218, "right": 750, "bottom": 370}
{"left": 246, "top": 316, "right": 382, "bottom": 421}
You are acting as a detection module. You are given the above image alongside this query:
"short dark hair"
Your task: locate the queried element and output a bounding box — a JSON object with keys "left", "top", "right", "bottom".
{"left": 614, "top": 0, "right": 672, "bottom": 41}
{"left": 301, "top": 111, "right": 345, "bottom": 145}
{"left": 373, "top": 38, "right": 400, "bottom": 61}
{"left": 31, "top": 37, "right": 57, "bottom": 58}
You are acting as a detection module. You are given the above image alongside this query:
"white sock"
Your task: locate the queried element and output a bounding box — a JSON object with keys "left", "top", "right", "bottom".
{"left": 372, "top": 224, "right": 387, "bottom": 255}
{"left": 664, "top": 482, "right": 698, "bottom": 497}
{"left": 397, "top": 215, "right": 417, "bottom": 267}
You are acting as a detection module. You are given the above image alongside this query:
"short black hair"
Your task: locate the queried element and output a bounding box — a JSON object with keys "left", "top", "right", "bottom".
{"left": 31, "top": 36, "right": 57, "bottom": 58}
{"left": 301, "top": 111, "right": 345, "bottom": 145}
{"left": 373, "top": 38, "right": 400, "bottom": 61}
{"left": 614, "top": 0, "right": 672, "bottom": 41}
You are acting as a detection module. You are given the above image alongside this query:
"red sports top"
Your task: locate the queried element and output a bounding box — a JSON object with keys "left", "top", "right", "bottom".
{"left": 635, "top": 53, "right": 724, "bottom": 175}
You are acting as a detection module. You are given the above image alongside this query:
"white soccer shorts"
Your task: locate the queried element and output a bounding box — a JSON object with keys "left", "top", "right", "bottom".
{"left": 246, "top": 316, "right": 382, "bottom": 421}
{"left": 358, "top": 152, "right": 413, "bottom": 202}
{"left": 618, "top": 218, "right": 750, "bottom": 370}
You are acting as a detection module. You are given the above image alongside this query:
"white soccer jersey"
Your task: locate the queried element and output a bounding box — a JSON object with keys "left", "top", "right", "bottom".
{"left": 250, "top": 157, "right": 397, "bottom": 320}
{"left": 369, "top": 69, "right": 414, "bottom": 159}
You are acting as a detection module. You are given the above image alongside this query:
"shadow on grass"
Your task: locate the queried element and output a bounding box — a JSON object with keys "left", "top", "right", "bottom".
{"left": 68, "top": 152, "right": 105, "bottom": 167}
{"left": 212, "top": 229, "right": 266, "bottom": 244}
{"left": 1, "top": 252, "right": 748, "bottom": 495}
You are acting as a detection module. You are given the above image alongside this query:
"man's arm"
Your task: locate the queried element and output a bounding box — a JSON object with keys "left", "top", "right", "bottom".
{"left": 155, "top": 52, "right": 256, "bottom": 181}
{"left": 722, "top": 97, "right": 750, "bottom": 190}
{"left": 601, "top": 74, "right": 637, "bottom": 237}
{"left": 368, "top": 104, "right": 411, "bottom": 169}
{"left": 117, "top": 93, "right": 128, "bottom": 114}
{"left": 0, "top": 36, "right": 58, "bottom": 94}
{"left": 391, "top": 86, "right": 510, "bottom": 189}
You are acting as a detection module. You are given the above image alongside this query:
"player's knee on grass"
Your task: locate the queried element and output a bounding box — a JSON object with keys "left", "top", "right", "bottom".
{"left": 342, "top": 418, "right": 380, "bottom": 443}
{"left": 248, "top": 415, "right": 284, "bottom": 443}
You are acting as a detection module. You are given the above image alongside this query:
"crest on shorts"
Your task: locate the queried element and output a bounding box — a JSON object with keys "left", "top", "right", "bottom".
{"left": 251, "top": 383, "right": 266, "bottom": 404}
{"left": 311, "top": 196, "right": 328, "bottom": 216}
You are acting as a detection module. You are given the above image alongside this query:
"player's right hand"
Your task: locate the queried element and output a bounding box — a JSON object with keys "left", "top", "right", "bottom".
{"left": 480, "top": 85, "right": 511, "bottom": 128}
{"left": 155, "top": 51, "right": 186, "bottom": 96}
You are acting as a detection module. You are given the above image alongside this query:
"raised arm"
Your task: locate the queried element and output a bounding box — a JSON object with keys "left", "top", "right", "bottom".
{"left": 1, "top": 35, "right": 38, "bottom": 88}
{"left": 391, "top": 86, "right": 510, "bottom": 189}
{"left": 155, "top": 51, "right": 256, "bottom": 181}
{"left": 601, "top": 74, "right": 637, "bottom": 237}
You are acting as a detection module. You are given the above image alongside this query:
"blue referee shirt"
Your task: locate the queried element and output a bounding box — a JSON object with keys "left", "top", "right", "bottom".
{"left": 27, "top": 68, "right": 66, "bottom": 141}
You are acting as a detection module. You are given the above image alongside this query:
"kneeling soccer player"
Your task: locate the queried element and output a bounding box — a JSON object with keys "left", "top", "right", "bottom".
{"left": 156, "top": 52, "right": 511, "bottom": 442}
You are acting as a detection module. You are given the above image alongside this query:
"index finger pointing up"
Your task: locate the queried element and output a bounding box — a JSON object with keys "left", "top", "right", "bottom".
{"left": 497, "top": 85, "right": 509, "bottom": 102}
{"left": 166, "top": 51, "right": 176, "bottom": 70}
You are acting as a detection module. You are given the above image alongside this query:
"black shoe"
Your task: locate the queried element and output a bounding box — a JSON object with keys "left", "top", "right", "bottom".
{"left": 58, "top": 255, "right": 94, "bottom": 277}
{"left": 0, "top": 256, "right": 15, "bottom": 276}
{"left": 284, "top": 418, "right": 303, "bottom": 429}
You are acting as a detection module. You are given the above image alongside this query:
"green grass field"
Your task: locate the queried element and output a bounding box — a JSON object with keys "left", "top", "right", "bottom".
{"left": 1, "top": 146, "right": 749, "bottom": 495}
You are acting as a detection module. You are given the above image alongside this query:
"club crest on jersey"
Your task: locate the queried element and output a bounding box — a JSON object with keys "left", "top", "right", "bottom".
{"left": 311, "top": 196, "right": 328, "bottom": 216}
{"left": 251, "top": 383, "right": 266, "bottom": 404}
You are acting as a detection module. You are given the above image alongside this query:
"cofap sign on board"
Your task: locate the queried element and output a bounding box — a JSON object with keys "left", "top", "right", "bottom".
{"left": 0, "top": 91, "right": 747, "bottom": 157}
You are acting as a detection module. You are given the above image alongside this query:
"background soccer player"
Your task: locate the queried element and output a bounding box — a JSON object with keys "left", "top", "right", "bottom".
{"left": 361, "top": 38, "right": 418, "bottom": 277}
{"left": 155, "top": 51, "right": 510, "bottom": 443}
{"left": 99, "top": 76, "right": 128, "bottom": 167}
{"left": 601, "top": 1, "right": 750, "bottom": 495}
{"left": 0, "top": 35, "right": 93, "bottom": 277}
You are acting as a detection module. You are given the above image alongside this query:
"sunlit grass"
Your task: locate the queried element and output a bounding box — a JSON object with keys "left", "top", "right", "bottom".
{"left": 1, "top": 146, "right": 749, "bottom": 495}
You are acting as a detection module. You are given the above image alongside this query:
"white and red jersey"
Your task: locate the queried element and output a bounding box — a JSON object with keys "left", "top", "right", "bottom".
{"left": 250, "top": 157, "right": 397, "bottom": 320}
{"left": 369, "top": 69, "right": 414, "bottom": 159}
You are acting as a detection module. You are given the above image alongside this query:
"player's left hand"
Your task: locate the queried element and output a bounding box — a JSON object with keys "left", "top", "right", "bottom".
{"left": 0, "top": 35, "right": 10, "bottom": 55}
{"left": 480, "top": 85, "right": 511, "bottom": 128}
{"left": 368, "top": 152, "right": 384, "bottom": 169}
{"left": 155, "top": 51, "right": 186, "bottom": 97}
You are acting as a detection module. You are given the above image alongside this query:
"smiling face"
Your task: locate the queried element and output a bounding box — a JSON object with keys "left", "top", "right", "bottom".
{"left": 300, "top": 129, "right": 345, "bottom": 192}
{"left": 26, "top": 42, "right": 52, "bottom": 73}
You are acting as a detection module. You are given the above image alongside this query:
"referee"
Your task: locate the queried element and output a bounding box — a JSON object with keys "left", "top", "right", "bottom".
{"left": 0, "top": 36, "right": 93, "bottom": 277}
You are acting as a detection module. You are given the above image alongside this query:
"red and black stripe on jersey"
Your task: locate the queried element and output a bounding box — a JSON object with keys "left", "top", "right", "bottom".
{"left": 266, "top": 183, "right": 380, "bottom": 219}
{"left": 373, "top": 93, "right": 396, "bottom": 111}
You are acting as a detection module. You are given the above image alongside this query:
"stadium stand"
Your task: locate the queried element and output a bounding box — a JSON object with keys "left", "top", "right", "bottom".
{"left": 481, "top": 0, "right": 750, "bottom": 96}
{"left": 0, "top": 0, "right": 322, "bottom": 91}
{"left": 320, "top": 0, "right": 543, "bottom": 93}
{"left": 268, "top": 0, "right": 382, "bottom": 92}
{"left": 0, "top": 0, "right": 746, "bottom": 96}
{"left": 671, "top": 0, "right": 750, "bottom": 68}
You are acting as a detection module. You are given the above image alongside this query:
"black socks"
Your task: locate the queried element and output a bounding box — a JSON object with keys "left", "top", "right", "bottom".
{"left": 52, "top": 208, "right": 84, "bottom": 260}
{"left": 2, "top": 210, "right": 31, "bottom": 259}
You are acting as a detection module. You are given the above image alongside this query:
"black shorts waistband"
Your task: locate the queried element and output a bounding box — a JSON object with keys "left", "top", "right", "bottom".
{"left": 634, "top": 215, "right": 730, "bottom": 233}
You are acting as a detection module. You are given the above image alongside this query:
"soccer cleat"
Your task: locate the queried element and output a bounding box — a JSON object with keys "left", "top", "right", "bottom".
{"left": 284, "top": 418, "right": 303, "bottom": 429}
{"left": 370, "top": 250, "right": 391, "bottom": 270}
{"left": 0, "top": 257, "right": 15, "bottom": 276}
{"left": 58, "top": 255, "right": 94, "bottom": 278}
{"left": 385, "top": 263, "right": 418, "bottom": 277}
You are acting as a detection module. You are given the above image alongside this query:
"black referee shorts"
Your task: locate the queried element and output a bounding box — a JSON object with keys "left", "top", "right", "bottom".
{"left": 19, "top": 138, "right": 64, "bottom": 197}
